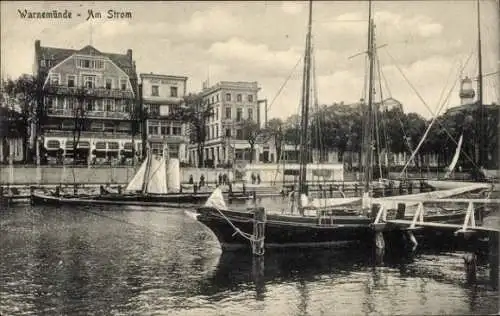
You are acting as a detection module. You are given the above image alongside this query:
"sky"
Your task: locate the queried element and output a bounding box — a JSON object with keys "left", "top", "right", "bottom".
{"left": 1, "top": 0, "right": 499, "bottom": 121}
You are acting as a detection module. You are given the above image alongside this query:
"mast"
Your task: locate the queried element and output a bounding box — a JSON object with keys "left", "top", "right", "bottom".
{"left": 141, "top": 151, "right": 152, "bottom": 194}
{"left": 362, "top": 2, "right": 375, "bottom": 194}
{"left": 476, "top": 0, "right": 484, "bottom": 167}
{"left": 298, "top": 0, "right": 313, "bottom": 204}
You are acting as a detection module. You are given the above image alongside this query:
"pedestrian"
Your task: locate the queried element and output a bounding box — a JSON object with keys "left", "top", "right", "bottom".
{"left": 200, "top": 174, "right": 205, "bottom": 187}
{"left": 251, "top": 172, "right": 256, "bottom": 184}
{"left": 189, "top": 174, "right": 194, "bottom": 184}
{"left": 218, "top": 173, "right": 223, "bottom": 185}
{"left": 257, "top": 173, "right": 261, "bottom": 184}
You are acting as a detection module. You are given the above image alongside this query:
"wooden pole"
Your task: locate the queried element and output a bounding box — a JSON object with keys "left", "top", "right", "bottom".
{"left": 252, "top": 207, "right": 266, "bottom": 256}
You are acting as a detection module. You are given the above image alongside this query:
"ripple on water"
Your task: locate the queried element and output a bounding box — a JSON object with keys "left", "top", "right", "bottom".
{"left": 0, "top": 203, "right": 498, "bottom": 315}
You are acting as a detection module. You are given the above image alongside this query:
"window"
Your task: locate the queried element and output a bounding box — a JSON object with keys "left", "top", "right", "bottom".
{"left": 225, "top": 93, "right": 231, "bottom": 101}
{"left": 77, "top": 58, "right": 104, "bottom": 69}
{"left": 216, "top": 94, "right": 219, "bottom": 102}
{"left": 172, "top": 126, "right": 181, "bottom": 135}
{"left": 105, "top": 78, "right": 112, "bottom": 90}
{"left": 215, "top": 124, "right": 219, "bottom": 138}
{"left": 55, "top": 96, "right": 64, "bottom": 109}
{"left": 67, "top": 97, "right": 75, "bottom": 110}
{"left": 211, "top": 126, "right": 214, "bottom": 139}
{"left": 105, "top": 99, "right": 115, "bottom": 112}
{"left": 95, "top": 99, "right": 103, "bottom": 111}
{"left": 151, "top": 143, "right": 163, "bottom": 155}
{"left": 49, "top": 73, "right": 59, "bottom": 85}
{"left": 225, "top": 128, "right": 231, "bottom": 137}
{"left": 215, "top": 108, "right": 219, "bottom": 121}
{"left": 161, "top": 126, "right": 170, "bottom": 135}
{"left": 170, "top": 86, "right": 178, "bottom": 97}
{"left": 248, "top": 94, "right": 254, "bottom": 102}
{"left": 237, "top": 94, "right": 242, "bottom": 102}
{"left": 83, "top": 75, "right": 96, "bottom": 88}
{"left": 236, "top": 108, "right": 242, "bottom": 122}
{"left": 148, "top": 122, "right": 159, "bottom": 135}
{"left": 67, "top": 75, "right": 76, "bottom": 87}
{"left": 86, "top": 100, "right": 94, "bottom": 112}
{"left": 236, "top": 129, "right": 243, "bottom": 139}
{"left": 248, "top": 108, "right": 253, "bottom": 121}
{"left": 225, "top": 107, "right": 231, "bottom": 119}
{"left": 120, "top": 79, "right": 127, "bottom": 91}
{"left": 151, "top": 85, "right": 159, "bottom": 96}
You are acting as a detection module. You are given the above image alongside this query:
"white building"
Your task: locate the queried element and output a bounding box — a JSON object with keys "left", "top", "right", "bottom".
{"left": 140, "top": 73, "right": 189, "bottom": 162}
{"left": 188, "top": 81, "right": 265, "bottom": 167}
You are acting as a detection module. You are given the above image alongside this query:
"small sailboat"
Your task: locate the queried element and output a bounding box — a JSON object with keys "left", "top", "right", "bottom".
{"left": 31, "top": 152, "right": 251, "bottom": 207}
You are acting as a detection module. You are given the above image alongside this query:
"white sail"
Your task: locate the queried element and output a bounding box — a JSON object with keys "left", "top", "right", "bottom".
{"left": 309, "top": 197, "right": 362, "bottom": 208}
{"left": 166, "top": 158, "right": 181, "bottom": 192}
{"left": 204, "top": 187, "right": 228, "bottom": 210}
{"left": 125, "top": 158, "right": 148, "bottom": 192}
{"left": 444, "top": 134, "right": 463, "bottom": 179}
{"left": 145, "top": 155, "right": 168, "bottom": 194}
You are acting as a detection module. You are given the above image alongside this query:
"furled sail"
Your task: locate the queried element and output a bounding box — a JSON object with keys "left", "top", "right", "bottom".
{"left": 125, "top": 158, "right": 148, "bottom": 192}
{"left": 145, "top": 155, "right": 168, "bottom": 194}
{"left": 444, "top": 134, "right": 463, "bottom": 179}
{"left": 166, "top": 158, "right": 181, "bottom": 192}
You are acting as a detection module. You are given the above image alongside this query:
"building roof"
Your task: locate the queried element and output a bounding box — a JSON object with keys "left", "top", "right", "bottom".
{"left": 140, "top": 73, "right": 188, "bottom": 81}
{"left": 201, "top": 81, "right": 260, "bottom": 96}
{"left": 36, "top": 42, "right": 135, "bottom": 77}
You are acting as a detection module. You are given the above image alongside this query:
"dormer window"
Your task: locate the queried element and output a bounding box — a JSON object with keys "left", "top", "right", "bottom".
{"left": 76, "top": 58, "right": 105, "bottom": 70}
{"left": 67, "top": 75, "right": 76, "bottom": 87}
{"left": 49, "top": 74, "right": 59, "bottom": 85}
{"left": 120, "top": 79, "right": 127, "bottom": 91}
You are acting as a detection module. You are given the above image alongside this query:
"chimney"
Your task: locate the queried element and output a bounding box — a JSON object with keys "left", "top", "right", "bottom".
{"left": 127, "top": 49, "right": 132, "bottom": 62}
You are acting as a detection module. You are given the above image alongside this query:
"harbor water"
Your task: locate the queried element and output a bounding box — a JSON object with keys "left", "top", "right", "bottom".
{"left": 1, "top": 200, "right": 499, "bottom": 315}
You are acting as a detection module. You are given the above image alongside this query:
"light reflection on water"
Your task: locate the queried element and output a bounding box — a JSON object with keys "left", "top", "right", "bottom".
{"left": 1, "top": 202, "right": 498, "bottom": 316}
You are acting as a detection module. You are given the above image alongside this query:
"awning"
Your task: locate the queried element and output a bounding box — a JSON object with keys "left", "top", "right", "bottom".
{"left": 46, "top": 140, "right": 61, "bottom": 150}
{"left": 95, "top": 141, "right": 106, "bottom": 150}
{"left": 107, "top": 142, "right": 119, "bottom": 151}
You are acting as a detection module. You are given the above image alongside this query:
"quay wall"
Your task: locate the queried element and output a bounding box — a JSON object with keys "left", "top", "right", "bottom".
{"left": 0, "top": 166, "right": 234, "bottom": 185}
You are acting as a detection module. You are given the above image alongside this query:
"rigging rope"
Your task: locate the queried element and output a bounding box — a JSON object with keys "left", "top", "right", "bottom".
{"left": 393, "top": 50, "right": 478, "bottom": 177}
{"left": 265, "top": 55, "right": 303, "bottom": 115}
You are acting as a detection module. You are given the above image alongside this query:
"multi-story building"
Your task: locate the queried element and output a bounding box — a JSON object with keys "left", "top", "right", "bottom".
{"left": 187, "top": 81, "right": 262, "bottom": 167}
{"left": 140, "top": 73, "right": 189, "bottom": 161}
{"left": 33, "top": 40, "right": 139, "bottom": 164}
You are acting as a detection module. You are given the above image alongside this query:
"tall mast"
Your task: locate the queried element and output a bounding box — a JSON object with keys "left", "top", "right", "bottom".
{"left": 362, "top": 1, "right": 375, "bottom": 193}
{"left": 298, "top": 0, "right": 313, "bottom": 203}
{"left": 476, "top": 0, "right": 484, "bottom": 167}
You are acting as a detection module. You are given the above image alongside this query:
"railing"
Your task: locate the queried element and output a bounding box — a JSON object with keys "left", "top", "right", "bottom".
{"left": 44, "top": 130, "right": 133, "bottom": 139}
{"left": 47, "top": 108, "right": 131, "bottom": 120}
{"left": 45, "top": 85, "right": 135, "bottom": 99}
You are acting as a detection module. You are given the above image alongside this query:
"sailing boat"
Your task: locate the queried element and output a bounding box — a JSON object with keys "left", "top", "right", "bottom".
{"left": 192, "top": 1, "right": 492, "bottom": 250}
{"left": 31, "top": 151, "right": 251, "bottom": 206}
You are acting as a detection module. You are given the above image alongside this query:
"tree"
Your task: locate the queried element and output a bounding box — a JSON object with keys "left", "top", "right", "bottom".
{"left": 265, "top": 118, "right": 284, "bottom": 162}
{"left": 240, "top": 119, "right": 263, "bottom": 163}
{"left": 168, "top": 93, "right": 213, "bottom": 167}
{"left": 2, "top": 74, "right": 39, "bottom": 162}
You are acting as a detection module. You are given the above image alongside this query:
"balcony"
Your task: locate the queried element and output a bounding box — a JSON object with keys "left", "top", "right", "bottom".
{"left": 44, "top": 130, "right": 136, "bottom": 140}
{"left": 44, "top": 84, "right": 135, "bottom": 100}
{"left": 47, "top": 108, "right": 131, "bottom": 120}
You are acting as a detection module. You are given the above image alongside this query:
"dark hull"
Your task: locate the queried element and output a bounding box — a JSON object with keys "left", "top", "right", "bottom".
{"left": 195, "top": 207, "right": 482, "bottom": 250}
{"left": 196, "top": 207, "right": 375, "bottom": 249}
{"left": 31, "top": 191, "right": 250, "bottom": 208}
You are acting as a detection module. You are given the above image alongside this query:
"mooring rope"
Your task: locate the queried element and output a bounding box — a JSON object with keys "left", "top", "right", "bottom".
{"left": 211, "top": 207, "right": 266, "bottom": 253}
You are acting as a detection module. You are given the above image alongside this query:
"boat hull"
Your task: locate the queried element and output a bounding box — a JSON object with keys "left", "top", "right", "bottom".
{"left": 196, "top": 207, "right": 374, "bottom": 250}
{"left": 30, "top": 191, "right": 250, "bottom": 207}
{"left": 195, "top": 206, "right": 486, "bottom": 251}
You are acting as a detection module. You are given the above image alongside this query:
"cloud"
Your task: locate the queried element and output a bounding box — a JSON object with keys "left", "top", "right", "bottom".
{"left": 281, "top": 2, "right": 305, "bottom": 15}
{"left": 208, "top": 37, "right": 302, "bottom": 78}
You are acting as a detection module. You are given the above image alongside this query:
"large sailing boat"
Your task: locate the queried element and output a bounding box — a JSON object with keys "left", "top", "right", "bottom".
{"left": 192, "top": 1, "right": 492, "bottom": 250}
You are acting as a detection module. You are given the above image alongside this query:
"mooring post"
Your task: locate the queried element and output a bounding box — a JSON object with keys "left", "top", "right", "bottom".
{"left": 396, "top": 203, "right": 406, "bottom": 220}
{"left": 252, "top": 207, "right": 266, "bottom": 256}
{"left": 463, "top": 253, "right": 477, "bottom": 284}
{"left": 488, "top": 232, "right": 499, "bottom": 290}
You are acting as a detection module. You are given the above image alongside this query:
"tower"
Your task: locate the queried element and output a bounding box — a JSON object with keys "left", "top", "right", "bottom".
{"left": 459, "top": 76, "right": 475, "bottom": 105}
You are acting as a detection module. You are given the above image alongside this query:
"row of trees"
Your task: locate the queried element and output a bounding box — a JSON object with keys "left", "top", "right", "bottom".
{"left": 2, "top": 74, "right": 498, "bottom": 169}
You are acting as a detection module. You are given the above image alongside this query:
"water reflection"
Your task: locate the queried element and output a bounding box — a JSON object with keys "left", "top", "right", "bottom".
{"left": 1, "top": 204, "right": 498, "bottom": 315}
